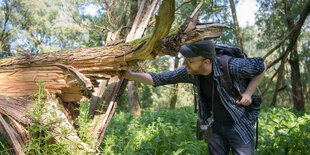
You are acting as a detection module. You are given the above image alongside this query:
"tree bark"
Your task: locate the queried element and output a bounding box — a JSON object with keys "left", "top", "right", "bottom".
{"left": 93, "top": 77, "right": 128, "bottom": 147}
{"left": 286, "top": 1, "right": 305, "bottom": 111}
{"left": 128, "top": 81, "right": 140, "bottom": 116}
{"left": 229, "top": 0, "right": 243, "bottom": 48}
{"left": 289, "top": 52, "right": 304, "bottom": 110}
{"left": 0, "top": 115, "right": 25, "bottom": 155}
{"left": 125, "top": 0, "right": 159, "bottom": 116}
{"left": 89, "top": 80, "right": 108, "bottom": 117}
{"left": 271, "top": 60, "right": 285, "bottom": 106}
{"left": 169, "top": 56, "right": 180, "bottom": 109}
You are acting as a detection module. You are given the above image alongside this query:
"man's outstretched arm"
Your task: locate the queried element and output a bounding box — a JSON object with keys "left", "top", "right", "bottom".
{"left": 122, "top": 70, "right": 154, "bottom": 85}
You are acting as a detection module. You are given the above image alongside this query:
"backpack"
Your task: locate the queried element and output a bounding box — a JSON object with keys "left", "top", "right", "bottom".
{"left": 215, "top": 44, "right": 247, "bottom": 58}
{"left": 215, "top": 45, "right": 262, "bottom": 112}
{"left": 195, "top": 44, "right": 262, "bottom": 149}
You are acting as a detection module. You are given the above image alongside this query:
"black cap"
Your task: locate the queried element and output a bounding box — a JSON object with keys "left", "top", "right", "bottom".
{"left": 180, "top": 40, "right": 215, "bottom": 59}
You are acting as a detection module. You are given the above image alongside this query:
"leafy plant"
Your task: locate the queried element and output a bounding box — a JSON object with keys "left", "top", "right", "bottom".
{"left": 24, "top": 80, "right": 96, "bottom": 154}
{"left": 24, "top": 80, "right": 69, "bottom": 154}
{"left": 101, "top": 106, "right": 209, "bottom": 154}
{"left": 100, "top": 106, "right": 310, "bottom": 154}
{"left": 257, "top": 106, "right": 310, "bottom": 155}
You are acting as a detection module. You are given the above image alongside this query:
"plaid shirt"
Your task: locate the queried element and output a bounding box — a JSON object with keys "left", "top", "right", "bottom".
{"left": 149, "top": 57, "right": 265, "bottom": 144}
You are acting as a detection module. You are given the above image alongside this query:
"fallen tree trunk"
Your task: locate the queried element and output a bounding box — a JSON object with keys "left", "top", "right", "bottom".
{"left": 0, "top": 23, "right": 228, "bottom": 102}
{"left": 0, "top": 0, "right": 229, "bottom": 153}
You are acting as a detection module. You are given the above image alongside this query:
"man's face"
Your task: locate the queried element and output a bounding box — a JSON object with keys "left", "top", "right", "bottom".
{"left": 182, "top": 56, "right": 210, "bottom": 75}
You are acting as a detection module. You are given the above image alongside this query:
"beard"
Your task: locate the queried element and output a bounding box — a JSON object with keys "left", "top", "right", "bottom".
{"left": 185, "top": 63, "right": 211, "bottom": 75}
{"left": 186, "top": 65, "right": 203, "bottom": 75}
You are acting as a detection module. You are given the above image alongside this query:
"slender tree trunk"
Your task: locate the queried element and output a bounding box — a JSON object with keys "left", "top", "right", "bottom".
{"left": 128, "top": 81, "right": 141, "bottom": 116}
{"left": 305, "top": 59, "right": 310, "bottom": 102}
{"left": 286, "top": 1, "right": 305, "bottom": 111}
{"left": 229, "top": 0, "right": 243, "bottom": 48}
{"left": 289, "top": 46, "right": 305, "bottom": 110}
{"left": 126, "top": 0, "right": 159, "bottom": 116}
{"left": 169, "top": 56, "right": 180, "bottom": 109}
{"left": 271, "top": 61, "right": 285, "bottom": 106}
{"left": 0, "top": 41, "right": 2, "bottom": 54}
{"left": 126, "top": 0, "right": 143, "bottom": 117}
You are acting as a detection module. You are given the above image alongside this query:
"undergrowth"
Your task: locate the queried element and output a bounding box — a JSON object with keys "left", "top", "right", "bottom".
{"left": 23, "top": 80, "right": 96, "bottom": 154}
{"left": 100, "top": 106, "right": 208, "bottom": 155}
{"left": 100, "top": 106, "right": 310, "bottom": 155}
{"left": 0, "top": 88, "right": 309, "bottom": 155}
{"left": 257, "top": 106, "right": 310, "bottom": 155}
{"left": 24, "top": 80, "right": 69, "bottom": 154}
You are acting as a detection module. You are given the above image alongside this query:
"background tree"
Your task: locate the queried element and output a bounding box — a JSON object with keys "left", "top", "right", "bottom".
{"left": 169, "top": 56, "right": 180, "bottom": 109}
{"left": 256, "top": 0, "right": 309, "bottom": 110}
{"left": 229, "top": 0, "right": 243, "bottom": 48}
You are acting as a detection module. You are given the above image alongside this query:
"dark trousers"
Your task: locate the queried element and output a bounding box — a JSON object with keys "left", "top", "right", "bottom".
{"left": 208, "top": 121, "right": 254, "bottom": 155}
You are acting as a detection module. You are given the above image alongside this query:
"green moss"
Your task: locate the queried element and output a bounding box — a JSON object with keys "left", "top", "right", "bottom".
{"left": 0, "top": 59, "right": 8, "bottom": 66}
{"left": 167, "top": 25, "right": 182, "bottom": 37}
{"left": 112, "top": 36, "right": 151, "bottom": 50}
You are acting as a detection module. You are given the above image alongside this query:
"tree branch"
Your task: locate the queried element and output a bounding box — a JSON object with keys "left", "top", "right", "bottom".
{"left": 55, "top": 64, "right": 94, "bottom": 97}
{"left": 261, "top": 67, "right": 281, "bottom": 96}
{"left": 263, "top": 22, "right": 299, "bottom": 60}
{"left": 0, "top": 0, "right": 10, "bottom": 40}
{"left": 176, "top": 0, "right": 191, "bottom": 11}
{"left": 266, "top": 0, "right": 310, "bottom": 70}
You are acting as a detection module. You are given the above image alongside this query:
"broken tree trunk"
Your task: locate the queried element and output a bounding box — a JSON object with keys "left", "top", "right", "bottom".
{"left": 125, "top": 0, "right": 158, "bottom": 116}
{"left": 0, "top": 0, "right": 229, "bottom": 153}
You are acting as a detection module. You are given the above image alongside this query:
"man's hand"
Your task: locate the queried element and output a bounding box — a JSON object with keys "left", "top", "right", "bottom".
{"left": 236, "top": 93, "right": 252, "bottom": 106}
{"left": 118, "top": 70, "right": 154, "bottom": 85}
{"left": 120, "top": 70, "right": 133, "bottom": 79}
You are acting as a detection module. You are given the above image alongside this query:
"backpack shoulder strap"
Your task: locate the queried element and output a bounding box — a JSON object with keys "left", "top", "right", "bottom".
{"left": 217, "top": 55, "right": 260, "bottom": 149}
{"left": 216, "top": 55, "right": 232, "bottom": 91}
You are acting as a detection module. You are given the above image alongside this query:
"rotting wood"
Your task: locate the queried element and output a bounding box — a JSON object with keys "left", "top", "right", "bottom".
{"left": 0, "top": 22, "right": 228, "bottom": 102}
{"left": 55, "top": 98, "right": 80, "bottom": 126}
{"left": 89, "top": 80, "right": 108, "bottom": 118}
{"left": 93, "top": 77, "right": 128, "bottom": 147}
{"left": 8, "top": 116, "right": 29, "bottom": 145}
{"left": 0, "top": 115, "right": 25, "bottom": 155}
{"left": 0, "top": 96, "right": 32, "bottom": 125}
{"left": 55, "top": 64, "right": 94, "bottom": 97}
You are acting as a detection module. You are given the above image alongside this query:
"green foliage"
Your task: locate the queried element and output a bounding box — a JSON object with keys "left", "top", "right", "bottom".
{"left": 22, "top": 80, "right": 96, "bottom": 154}
{"left": 101, "top": 106, "right": 310, "bottom": 154}
{"left": 254, "top": 0, "right": 310, "bottom": 106}
{"left": 1, "top": 101, "right": 309, "bottom": 154}
{"left": 75, "top": 101, "right": 96, "bottom": 146}
{"left": 24, "top": 80, "right": 69, "bottom": 154}
{"left": 257, "top": 106, "right": 310, "bottom": 154}
{"left": 101, "top": 107, "right": 208, "bottom": 154}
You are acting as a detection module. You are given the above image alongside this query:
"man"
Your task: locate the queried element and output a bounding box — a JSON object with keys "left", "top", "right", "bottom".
{"left": 122, "top": 40, "right": 266, "bottom": 155}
